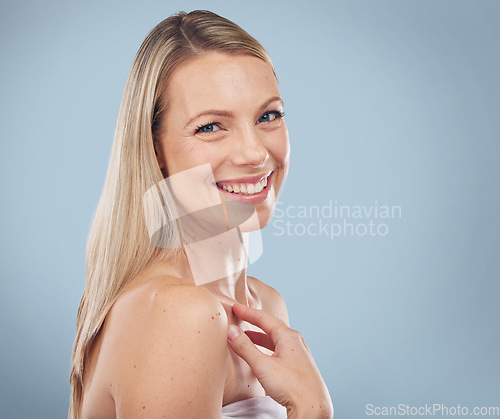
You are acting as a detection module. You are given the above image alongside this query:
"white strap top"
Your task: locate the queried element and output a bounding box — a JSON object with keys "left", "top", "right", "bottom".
{"left": 221, "top": 396, "right": 287, "bottom": 418}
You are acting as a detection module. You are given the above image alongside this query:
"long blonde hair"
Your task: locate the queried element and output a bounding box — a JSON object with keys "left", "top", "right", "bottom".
{"left": 69, "top": 10, "right": 276, "bottom": 418}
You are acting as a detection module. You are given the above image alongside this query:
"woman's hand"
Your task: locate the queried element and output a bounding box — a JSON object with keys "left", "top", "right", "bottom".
{"left": 227, "top": 302, "right": 333, "bottom": 419}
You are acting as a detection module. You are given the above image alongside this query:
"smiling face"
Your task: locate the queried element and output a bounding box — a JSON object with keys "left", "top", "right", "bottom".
{"left": 154, "top": 52, "right": 290, "bottom": 229}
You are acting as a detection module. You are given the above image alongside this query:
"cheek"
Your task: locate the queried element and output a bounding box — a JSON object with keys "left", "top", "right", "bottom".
{"left": 267, "top": 127, "right": 290, "bottom": 178}
{"left": 269, "top": 126, "right": 290, "bottom": 165}
{"left": 163, "top": 141, "right": 225, "bottom": 177}
{"left": 161, "top": 140, "right": 191, "bottom": 177}
{"left": 267, "top": 128, "right": 290, "bottom": 200}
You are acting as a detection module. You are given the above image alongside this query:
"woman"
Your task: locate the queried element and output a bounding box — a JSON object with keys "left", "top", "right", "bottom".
{"left": 70, "top": 10, "right": 333, "bottom": 418}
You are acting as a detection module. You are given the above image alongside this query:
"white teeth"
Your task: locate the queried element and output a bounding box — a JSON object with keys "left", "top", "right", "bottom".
{"left": 217, "top": 175, "right": 270, "bottom": 195}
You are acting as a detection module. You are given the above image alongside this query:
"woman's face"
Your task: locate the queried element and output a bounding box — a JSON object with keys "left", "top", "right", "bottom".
{"left": 155, "top": 52, "right": 290, "bottom": 229}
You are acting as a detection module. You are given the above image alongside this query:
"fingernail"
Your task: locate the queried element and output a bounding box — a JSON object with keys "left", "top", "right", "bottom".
{"left": 227, "top": 324, "right": 242, "bottom": 342}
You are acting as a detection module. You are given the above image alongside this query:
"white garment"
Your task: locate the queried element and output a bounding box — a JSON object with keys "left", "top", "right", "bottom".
{"left": 221, "top": 396, "right": 287, "bottom": 418}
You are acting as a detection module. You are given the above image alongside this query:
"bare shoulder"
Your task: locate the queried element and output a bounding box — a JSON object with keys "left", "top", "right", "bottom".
{"left": 111, "top": 276, "right": 226, "bottom": 324}
{"left": 107, "top": 276, "right": 228, "bottom": 345}
{"left": 248, "top": 275, "right": 289, "bottom": 326}
{"left": 100, "top": 277, "right": 228, "bottom": 418}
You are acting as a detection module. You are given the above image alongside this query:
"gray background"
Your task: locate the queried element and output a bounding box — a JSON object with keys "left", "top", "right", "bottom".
{"left": 1, "top": 0, "right": 499, "bottom": 417}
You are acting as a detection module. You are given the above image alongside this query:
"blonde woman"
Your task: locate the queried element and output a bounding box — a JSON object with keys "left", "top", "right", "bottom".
{"left": 70, "top": 10, "right": 333, "bottom": 419}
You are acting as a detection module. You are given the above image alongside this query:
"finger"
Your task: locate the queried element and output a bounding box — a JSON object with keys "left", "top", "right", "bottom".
{"left": 245, "top": 330, "right": 275, "bottom": 352}
{"left": 232, "top": 303, "right": 286, "bottom": 338}
{"left": 227, "top": 325, "right": 270, "bottom": 374}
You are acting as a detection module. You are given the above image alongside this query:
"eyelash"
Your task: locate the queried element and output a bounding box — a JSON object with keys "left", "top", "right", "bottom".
{"left": 195, "top": 121, "right": 221, "bottom": 134}
{"left": 260, "top": 109, "right": 285, "bottom": 122}
{"left": 195, "top": 109, "right": 285, "bottom": 134}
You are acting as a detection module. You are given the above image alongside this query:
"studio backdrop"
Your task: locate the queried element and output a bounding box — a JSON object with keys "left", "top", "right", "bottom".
{"left": 1, "top": 0, "right": 499, "bottom": 417}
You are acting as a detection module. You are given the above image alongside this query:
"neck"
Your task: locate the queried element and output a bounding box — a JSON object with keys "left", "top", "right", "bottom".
{"left": 180, "top": 227, "right": 251, "bottom": 304}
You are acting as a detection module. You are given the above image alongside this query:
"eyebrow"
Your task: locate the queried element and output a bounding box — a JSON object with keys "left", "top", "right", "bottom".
{"left": 184, "top": 96, "right": 284, "bottom": 129}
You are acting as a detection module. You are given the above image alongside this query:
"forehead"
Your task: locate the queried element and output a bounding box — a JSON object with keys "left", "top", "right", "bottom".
{"left": 166, "top": 53, "right": 279, "bottom": 115}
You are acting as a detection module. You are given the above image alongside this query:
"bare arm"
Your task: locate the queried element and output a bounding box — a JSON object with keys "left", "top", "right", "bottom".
{"left": 101, "top": 285, "right": 228, "bottom": 418}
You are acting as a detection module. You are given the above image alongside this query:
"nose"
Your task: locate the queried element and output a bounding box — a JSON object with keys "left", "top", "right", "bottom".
{"left": 231, "top": 126, "right": 269, "bottom": 168}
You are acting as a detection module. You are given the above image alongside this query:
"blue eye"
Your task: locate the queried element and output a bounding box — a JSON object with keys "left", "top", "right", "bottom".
{"left": 196, "top": 123, "right": 221, "bottom": 133}
{"left": 258, "top": 110, "right": 285, "bottom": 123}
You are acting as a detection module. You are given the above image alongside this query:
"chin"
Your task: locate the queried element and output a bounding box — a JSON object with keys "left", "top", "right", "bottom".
{"left": 237, "top": 201, "right": 275, "bottom": 233}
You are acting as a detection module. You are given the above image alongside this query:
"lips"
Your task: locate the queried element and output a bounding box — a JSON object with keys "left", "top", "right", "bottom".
{"left": 215, "top": 172, "right": 273, "bottom": 203}
{"left": 216, "top": 172, "right": 271, "bottom": 196}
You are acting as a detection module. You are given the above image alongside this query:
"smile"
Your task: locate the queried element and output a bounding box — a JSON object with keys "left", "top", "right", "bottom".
{"left": 215, "top": 172, "right": 273, "bottom": 201}
{"left": 216, "top": 176, "right": 268, "bottom": 195}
